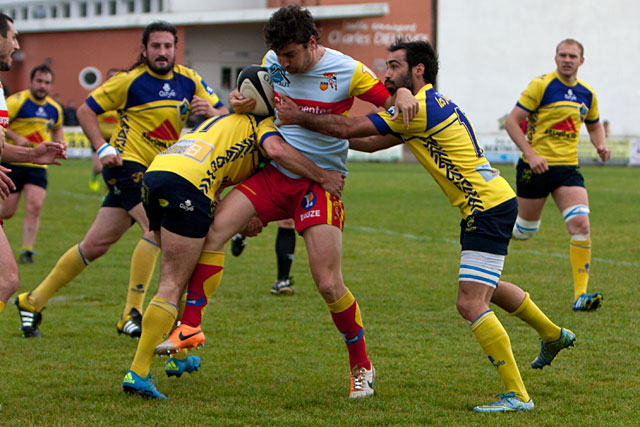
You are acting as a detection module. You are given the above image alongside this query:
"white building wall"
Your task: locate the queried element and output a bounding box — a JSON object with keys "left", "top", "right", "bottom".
{"left": 438, "top": 0, "right": 640, "bottom": 136}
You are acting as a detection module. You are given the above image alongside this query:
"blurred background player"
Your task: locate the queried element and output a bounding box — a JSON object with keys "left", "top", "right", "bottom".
{"left": 13, "top": 21, "right": 227, "bottom": 338}
{"left": 0, "top": 12, "right": 66, "bottom": 316}
{"left": 0, "top": 63, "right": 65, "bottom": 264}
{"left": 123, "top": 112, "right": 342, "bottom": 399}
{"left": 277, "top": 38, "right": 577, "bottom": 413}
{"left": 504, "top": 39, "right": 610, "bottom": 311}
{"left": 89, "top": 67, "right": 120, "bottom": 193}
{"left": 230, "top": 218, "right": 296, "bottom": 295}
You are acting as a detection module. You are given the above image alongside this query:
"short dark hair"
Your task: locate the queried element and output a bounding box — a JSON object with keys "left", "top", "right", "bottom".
{"left": 556, "top": 38, "right": 584, "bottom": 57}
{"left": 0, "top": 13, "right": 14, "bottom": 38}
{"left": 388, "top": 39, "right": 439, "bottom": 85}
{"left": 264, "top": 5, "right": 319, "bottom": 51}
{"left": 30, "top": 64, "right": 53, "bottom": 81}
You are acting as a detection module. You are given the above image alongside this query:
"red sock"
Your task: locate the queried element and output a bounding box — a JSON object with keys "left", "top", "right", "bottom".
{"left": 181, "top": 252, "right": 224, "bottom": 327}
{"left": 329, "top": 292, "right": 371, "bottom": 371}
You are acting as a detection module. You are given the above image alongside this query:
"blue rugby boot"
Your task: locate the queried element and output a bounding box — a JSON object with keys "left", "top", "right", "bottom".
{"left": 473, "top": 392, "right": 534, "bottom": 413}
{"left": 531, "top": 328, "right": 576, "bottom": 369}
{"left": 123, "top": 371, "right": 167, "bottom": 399}
{"left": 572, "top": 292, "right": 603, "bottom": 311}
{"left": 165, "top": 355, "right": 200, "bottom": 378}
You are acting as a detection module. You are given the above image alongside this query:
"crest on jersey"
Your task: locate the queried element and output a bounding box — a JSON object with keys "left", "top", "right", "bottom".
{"left": 320, "top": 72, "right": 338, "bottom": 91}
{"left": 269, "top": 64, "right": 290, "bottom": 87}
{"left": 578, "top": 102, "right": 588, "bottom": 122}
{"left": 177, "top": 98, "right": 190, "bottom": 125}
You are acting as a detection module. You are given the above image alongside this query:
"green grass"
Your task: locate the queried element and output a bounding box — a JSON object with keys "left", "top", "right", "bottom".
{"left": 0, "top": 159, "right": 637, "bottom": 426}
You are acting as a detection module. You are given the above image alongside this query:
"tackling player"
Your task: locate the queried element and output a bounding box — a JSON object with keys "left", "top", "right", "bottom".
{"left": 0, "top": 13, "right": 66, "bottom": 316}
{"left": 277, "top": 39, "right": 576, "bottom": 413}
{"left": 153, "top": 5, "right": 418, "bottom": 399}
{"left": 504, "top": 39, "right": 610, "bottom": 311}
{"left": 0, "top": 64, "right": 65, "bottom": 264}
{"left": 14, "top": 21, "right": 228, "bottom": 338}
{"left": 122, "top": 112, "right": 343, "bottom": 399}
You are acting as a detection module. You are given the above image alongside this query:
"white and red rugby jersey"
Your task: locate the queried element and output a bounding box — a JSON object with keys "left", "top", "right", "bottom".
{"left": 263, "top": 48, "right": 388, "bottom": 178}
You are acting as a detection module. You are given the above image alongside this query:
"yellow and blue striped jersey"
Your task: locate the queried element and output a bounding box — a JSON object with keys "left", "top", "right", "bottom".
{"left": 516, "top": 70, "right": 599, "bottom": 165}
{"left": 368, "top": 84, "right": 515, "bottom": 218}
{"left": 147, "top": 114, "right": 278, "bottom": 201}
{"left": 6, "top": 89, "right": 63, "bottom": 168}
{"left": 85, "top": 64, "right": 224, "bottom": 167}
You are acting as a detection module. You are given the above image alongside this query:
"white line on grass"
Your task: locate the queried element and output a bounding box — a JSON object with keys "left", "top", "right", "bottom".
{"left": 50, "top": 189, "right": 101, "bottom": 200}
{"left": 346, "top": 224, "right": 640, "bottom": 268}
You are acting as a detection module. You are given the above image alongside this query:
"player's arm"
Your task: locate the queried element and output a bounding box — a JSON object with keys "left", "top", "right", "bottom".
{"left": 2, "top": 141, "right": 66, "bottom": 165}
{"left": 5, "top": 128, "right": 30, "bottom": 147}
{"left": 505, "top": 105, "right": 548, "bottom": 174}
{"left": 77, "top": 103, "right": 121, "bottom": 168}
{"left": 190, "top": 95, "right": 229, "bottom": 118}
{"left": 586, "top": 121, "right": 610, "bottom": 162}
{"left": 262, "top": 134, "right": 344, "bottom": 198}
{"left": 349, "top": 134, "right": 402, "bottom": 153}
{"left": 276, "top": 95, "right": 379, "bottom": 139}
{"left": 383, "top": 88, "right": 419, "bottom": 130}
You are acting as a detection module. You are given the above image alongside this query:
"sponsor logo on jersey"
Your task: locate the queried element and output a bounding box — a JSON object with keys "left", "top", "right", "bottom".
{"left": 26, "top": 131, "right": 44, "bottom": 144}
{"left": 546, "top": 116, "right": 577, "bottom": 138}
{"left": 564, "top": 88, "right": 577, "bottom": 101}
{"left": 144, "top": 119, "right": 180, "bottom": 150}
{"left": 159, "top": 82, "right": 176, "bottom": 98}
{"left": 269, "top": 64, "right": 290, "bottom": 87}
{"left": 180, "top": 199, "right": 194, "bottom": 211}
{"left": 35, "top": 106, "right": 48, "bottom": 118}
{"left": 320, "top": 72, "right": 338, "bottom": 91}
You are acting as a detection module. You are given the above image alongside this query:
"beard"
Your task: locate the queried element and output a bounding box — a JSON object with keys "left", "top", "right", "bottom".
{"left": 146, "top": 56, "right": 174, "bottom": 75}
{"left": 0, "top": 60, "right": 11, "bottom": 71}
{"left": 385, "top": 73, "right": 413, "bottom": 95}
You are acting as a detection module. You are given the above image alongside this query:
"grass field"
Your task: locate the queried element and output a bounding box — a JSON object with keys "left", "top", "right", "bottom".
{"left": 0, "top": 159, "right": 638, "bottom": 426}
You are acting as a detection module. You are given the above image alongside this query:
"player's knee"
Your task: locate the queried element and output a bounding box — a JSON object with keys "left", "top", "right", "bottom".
{"left": 512, "top": 216, "right": 541, "bottom": 240}
{"left": 562, "top": 204, "right": 590, "bottom": 235}
{"left": 79, "top": 240, "right": 109, "bottom": 261}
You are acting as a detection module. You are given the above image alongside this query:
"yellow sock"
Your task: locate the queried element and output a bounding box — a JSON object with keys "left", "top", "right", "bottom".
{"left": 0, "top": 301, "right": 4, "bottom": 313}
{"left": 123, "top": 238, "right": 160, "bottom": 317}
{"left": 130, "top": 296, "right": 177, "bottom": 378}
{"left": 570, "top": 239, "right": 591, "bottom": 299}
{"left": 509, "top": 292, "right": 561, "bottom": 343}
{"left": 471, "top": 310, "right": 529, "bottom": 402}
{"left": 29, "top": 244, "right": 88, "bottom": 311}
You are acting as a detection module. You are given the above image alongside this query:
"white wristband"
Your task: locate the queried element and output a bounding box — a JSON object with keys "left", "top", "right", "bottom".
{"left": 97, "top": 143, "right": 117, "bottom": 160}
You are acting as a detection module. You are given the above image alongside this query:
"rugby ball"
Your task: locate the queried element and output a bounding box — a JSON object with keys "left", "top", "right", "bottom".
{"left": 236, "top": 65, "right": 275, "bottom": 116}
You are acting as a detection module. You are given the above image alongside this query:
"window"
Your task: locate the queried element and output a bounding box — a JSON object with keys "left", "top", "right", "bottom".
{"left": 50, "top": 5, "right": 57, "bottom": 18}
{"left": 32, "top": 5, "right": 47, "bottom": 19}
{"left": 79, "top": 2, "right": 87, "bottom": 17}
{"left": 143, "top": 0, "right": 151, "bottom": 13}
{"left": 108, "top": 0, "right": 116, "bottom": 15}
{"left": 62, "top": 3, "right": 70, "bottom": 18}
{"left": 126, "top": 0, "right": 135, "bottom": 13}
{"left": 21, "top": 7, "right": 27, "bottom": 20}
{"left": 95, "top": 2, "right": 102, "bottom": 15}
{"left": 158, "top": 0, "right": 164, "bottom": 12}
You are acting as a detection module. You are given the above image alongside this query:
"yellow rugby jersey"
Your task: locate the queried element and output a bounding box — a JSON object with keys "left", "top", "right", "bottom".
{"left": 516, "top": 70, "right": 599, "bottom": 165}
{"left": 85, "top": 64, "right": 224, "bottom": 167}
{"left": 368, "top": 84, "right": 515, "bottom": 218}
{"left": 147, "top": 114, "right": 278, "bottom": 201}
{"left": 97, "top": 110, "right": 119, "bottom": 141}
{"left": 6, "top": 89, "right": 63, "bottom": 168}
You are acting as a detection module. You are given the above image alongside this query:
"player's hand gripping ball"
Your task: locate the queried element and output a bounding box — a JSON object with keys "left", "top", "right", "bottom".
{"left": 236, "top": 65, "right": 275, "bottom": 116}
